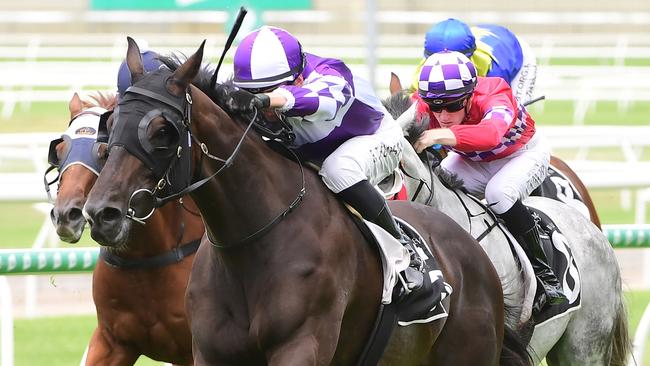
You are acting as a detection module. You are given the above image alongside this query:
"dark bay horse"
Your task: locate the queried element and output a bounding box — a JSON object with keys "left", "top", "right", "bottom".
{"left": 83, "top": 38, "right": 531, "bottom": 365}
{"left": 47, "top": 92, "right": 204, "bottom": 365}
{"left": 387, "top": 73, "right": 602, "bottom": 229}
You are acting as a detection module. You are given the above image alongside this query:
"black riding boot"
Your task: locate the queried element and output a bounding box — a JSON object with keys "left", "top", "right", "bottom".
{"left": 337, "top": 180, "right": 424, "bottom": 292}
{"left": 500, "top": 200, "right": 567, "bottom": 311}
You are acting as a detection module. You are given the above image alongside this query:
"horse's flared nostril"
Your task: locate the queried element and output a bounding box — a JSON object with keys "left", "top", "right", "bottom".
{"left": 50, "top": 208, "right": 57, "bottom": 224}
{"left": 99, "top": 207, "right": 122, "bottom": 223}
{"left": 67, "top": 208, "right": 83, "bottom": 223}
{"left": 85, "top": 205, "right": 122, "bottom": 227}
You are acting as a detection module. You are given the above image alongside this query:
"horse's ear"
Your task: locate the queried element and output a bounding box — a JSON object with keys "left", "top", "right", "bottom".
{"left": 69, "top": 92, "right": 83, "bottom": 117}
{"left": 126, "top": 36, "right": 144, "bottom": 84}
{"left": 389, "top": 72, "right": 403, "bottom": 95}
{"left": 168, "top": 40, "right": 205, "bottom": 95}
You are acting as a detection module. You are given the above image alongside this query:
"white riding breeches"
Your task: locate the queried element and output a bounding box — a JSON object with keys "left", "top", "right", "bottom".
{"left": 512, "top": 36, "right": 538, "bottom": 105}
{"left": 320, "top": 116, "right": 403, "bottom": 193}
{"left": 440, "top": 133, "right": 550, "bottom": 214}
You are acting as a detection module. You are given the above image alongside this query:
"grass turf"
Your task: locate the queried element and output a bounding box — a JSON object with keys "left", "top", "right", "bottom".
{"left": 10, "top": 290, "right": 650, "bottom": 365}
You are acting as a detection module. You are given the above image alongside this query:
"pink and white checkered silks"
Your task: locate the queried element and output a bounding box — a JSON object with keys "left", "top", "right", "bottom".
{"left": 233, "top": 26, "right": 304, "bottom": 89}
{"left": 418, "top": 50, "right": 477, "bottom": 100}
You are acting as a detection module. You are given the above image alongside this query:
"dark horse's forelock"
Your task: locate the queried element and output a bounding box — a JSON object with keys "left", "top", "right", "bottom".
{"left": 381, "top": 89, "right": 429, "bottom": 144}
{"left": 158, "top": 54, "right": 230, "bottom": 102}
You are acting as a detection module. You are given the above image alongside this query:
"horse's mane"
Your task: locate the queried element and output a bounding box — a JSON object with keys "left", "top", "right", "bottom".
{"left": 382, "top": 89, "right": 413, "bottom": 120}
{"left": 158, "top": 54, "right": 226, "bottom": 103}
{"left": 381, "top": 89, "right": 429, "bottom": 144}
{"left": 434, "top": 166, "right": 465, "bottom": 190}
{"left": 82, "top": 92, "right": 117, "bottom": 110}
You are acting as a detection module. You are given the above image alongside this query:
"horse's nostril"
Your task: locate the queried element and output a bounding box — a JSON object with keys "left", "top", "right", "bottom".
{"left": 99, "top": 207, "right": 123, "bottom": 223}
{"left": 68, "top": 208, "right": 83, "bottom": 223}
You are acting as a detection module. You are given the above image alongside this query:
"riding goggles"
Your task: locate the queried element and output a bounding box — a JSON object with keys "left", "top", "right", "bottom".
{"left": 243, "top": 80, "right": 292, "bottom": 94}
{"left": 422, "top": 96, "right": 467, "bottom": 113}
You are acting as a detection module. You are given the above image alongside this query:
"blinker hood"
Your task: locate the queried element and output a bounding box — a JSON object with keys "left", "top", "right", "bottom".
{"left": 108, "top": 68, "right": 192, "bottom": 193}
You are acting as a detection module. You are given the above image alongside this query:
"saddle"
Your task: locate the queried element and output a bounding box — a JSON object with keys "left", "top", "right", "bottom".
{"left": 531, "top": 165, "right": 591, "bottom": 220}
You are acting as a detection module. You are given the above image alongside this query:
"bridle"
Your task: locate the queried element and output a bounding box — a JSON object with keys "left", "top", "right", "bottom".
{"left": 112, "top": 77, "right": 306, "bottom": 248}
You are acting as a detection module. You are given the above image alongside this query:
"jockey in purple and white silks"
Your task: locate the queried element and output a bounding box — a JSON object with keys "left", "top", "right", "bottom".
{"left": 216, "top": 26, "right": 425, "bottom": 292}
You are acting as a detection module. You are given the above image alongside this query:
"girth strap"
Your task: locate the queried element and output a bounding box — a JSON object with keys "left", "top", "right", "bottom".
{"left": 100, "top": 239, "right": 200, "bottom": 270}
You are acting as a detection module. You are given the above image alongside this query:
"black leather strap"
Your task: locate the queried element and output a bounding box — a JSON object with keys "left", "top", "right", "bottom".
{"left": 100, "top": 238, "right": 200, "bottom": 270}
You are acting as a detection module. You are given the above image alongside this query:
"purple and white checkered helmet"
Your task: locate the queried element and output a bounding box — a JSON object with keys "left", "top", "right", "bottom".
{"left": 418, "top": 50, "right": 477, "bottom": 101}
{"left": 233, "top": 26, "right": 304, "bottom": 90}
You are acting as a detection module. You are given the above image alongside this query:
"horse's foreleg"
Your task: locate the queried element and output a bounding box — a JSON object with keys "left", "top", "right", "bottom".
{"left": 266, "top": 334, "right": 321, "bottom": 366}
{"left": 85, "top": 327, "right": 139, "bottom": 366}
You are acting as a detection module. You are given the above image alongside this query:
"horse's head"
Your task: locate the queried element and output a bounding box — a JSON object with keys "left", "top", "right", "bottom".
{"left": 84, "top": 37, "right": 206, "bottom": 247}
{"left": 47, "top": 92, "right": 114, "bottom": 243}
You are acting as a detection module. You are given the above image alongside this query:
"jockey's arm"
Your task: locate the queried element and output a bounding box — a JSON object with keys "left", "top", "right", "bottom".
{"left": 264, "top": 72, "right": 352, "bottom": 122}
{"left": 414, "top": 128, "right": 457, "bottom": 153}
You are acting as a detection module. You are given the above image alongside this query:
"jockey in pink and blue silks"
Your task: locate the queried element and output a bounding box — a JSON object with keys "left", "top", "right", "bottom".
{"left": 409, "top": 50, "right": 566, "bottom": 310}
{"left": 411, "top": 18, "right": 537, "bottom": 104}
{"left": 216, "top": 26, "right": 424, "bottom": 291}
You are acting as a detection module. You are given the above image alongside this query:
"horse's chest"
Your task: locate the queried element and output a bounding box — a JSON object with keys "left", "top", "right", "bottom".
{"left": 193, "top": 311, "right": 264, "bottom": 364}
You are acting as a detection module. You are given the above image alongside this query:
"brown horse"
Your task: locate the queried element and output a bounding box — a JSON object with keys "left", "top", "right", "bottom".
{"left": 47, "top": 92, "right": 204, "bottom": 365}
{"left": 388, "top": 72, "right": 602, "bottom": 229}
{"left": 546, "top": 156, "right": 601, "bottom": 229}
{"left": 83, "top": 38, "right": 531, "bottom": 365}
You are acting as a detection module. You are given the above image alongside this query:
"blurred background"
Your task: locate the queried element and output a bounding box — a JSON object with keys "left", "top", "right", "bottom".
{"left": 0, "top": 0, "right": 649, "bottom": 365}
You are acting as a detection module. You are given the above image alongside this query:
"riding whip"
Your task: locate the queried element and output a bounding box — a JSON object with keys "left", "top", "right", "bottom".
{"left": 209, "top": 6, "right": 248, "bottom": 90}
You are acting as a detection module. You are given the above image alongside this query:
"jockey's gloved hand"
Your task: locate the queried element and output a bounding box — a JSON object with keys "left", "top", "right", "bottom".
{"left": 215, "top": 85, "right": 270, "bottom": 114}
{"left": 213, "top": 83, "right": 239, "bottom": 110}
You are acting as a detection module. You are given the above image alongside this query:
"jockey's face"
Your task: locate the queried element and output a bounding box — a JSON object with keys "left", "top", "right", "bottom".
{"left": 431, "top": 97, "right": 469, "bottom": 128}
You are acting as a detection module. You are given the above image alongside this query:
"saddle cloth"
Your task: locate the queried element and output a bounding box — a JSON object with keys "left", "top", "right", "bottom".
{"left": 527, "top": 208, "right": 582, "bottom": 326}
{"left": 500, "top": 206, "right": 582, "bottom": 326}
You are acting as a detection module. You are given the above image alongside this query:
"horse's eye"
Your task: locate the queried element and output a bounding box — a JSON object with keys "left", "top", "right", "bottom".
{"left": 148, "top": 120, "right": 179, "bottom": 150}
{"left": 92, "top": 142, "right": 108, "bottom": 170}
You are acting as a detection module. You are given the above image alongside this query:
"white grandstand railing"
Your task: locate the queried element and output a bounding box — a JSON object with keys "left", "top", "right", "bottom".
{"left": 3, "top": 63, "right": 650, "bottom": 101}
{"left": 0, "top": 126, "right": 648, "bottom": 200}
{"left": 3, "top": 37, "right": 650, "bottom": 60}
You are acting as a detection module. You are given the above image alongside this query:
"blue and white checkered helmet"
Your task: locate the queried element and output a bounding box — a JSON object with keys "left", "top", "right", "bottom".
{"left": 418, "top": 50, "right": 477, "bottom": 101}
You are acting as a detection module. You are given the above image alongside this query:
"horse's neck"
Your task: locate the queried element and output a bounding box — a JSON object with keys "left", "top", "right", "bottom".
{"left": 429, "top": 175, "right": 473, "bottom": 228}
{"left": 189, "top": 109, "right": 308, "bottom": 249}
